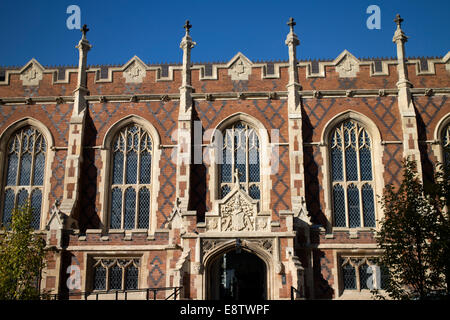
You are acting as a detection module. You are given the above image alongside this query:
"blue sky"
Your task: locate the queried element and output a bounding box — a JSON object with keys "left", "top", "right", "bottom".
{"left": 0, "top": 0, "right": 449, "bottom": 67}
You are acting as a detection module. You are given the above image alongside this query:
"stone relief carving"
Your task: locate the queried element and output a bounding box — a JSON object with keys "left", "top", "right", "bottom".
{"left": 206, "top": 169, "right": 269, "bottom": 232}
{"left": 167, "top": 198, "right": 186, "bottom": 233}
{"left": 294, "top": 196, "right": 311, "bottom": 225}
{"left": 202, "top": 239, "right": 228, "bottom": 257}
{"left": 201, "top": 238, "right": 274, "bottom": 260}
{"left": 123, "top": 60, "right": 146, "bottom": 83}
{"left": 20, "top": 63, "right": 43, "bottom": 86}
{"left": 228, "top": 56, "right": 252, "bottom": 81}
{"left": 335, "top": 54, "right": 360, "bottom": 78}
{"left": 221, "top": 193, "right": 254, "bottom": 231}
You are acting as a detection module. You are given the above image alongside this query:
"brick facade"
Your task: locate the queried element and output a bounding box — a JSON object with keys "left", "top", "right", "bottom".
{"left": 0, "top": 17, "right": 449, "bottom": 300}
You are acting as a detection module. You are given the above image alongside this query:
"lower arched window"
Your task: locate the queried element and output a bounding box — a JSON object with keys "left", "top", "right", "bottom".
{"left": 1, "top": 126, "right": 46, "bottom": 229}
{"left": 330, "top": 120, "right": 376, "bottom": 228}
{"left": 92, "top": 258, "right": 140, "bottom": 291}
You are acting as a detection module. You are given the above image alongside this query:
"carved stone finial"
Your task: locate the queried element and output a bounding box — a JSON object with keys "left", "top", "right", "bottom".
{"left": 183, "top": 20, "right": 192, "bottom": 35}
{"left": 394, "top": 14, "right": 403, "bottom": 28}
{"left": 81, "top": 24, "right": 89, "bottom": 39}
{"left": 287, "top": 17, "right": 296, "bottom": 33}
{"left": 234, "top": 168, "right": 242, "bottom": 185}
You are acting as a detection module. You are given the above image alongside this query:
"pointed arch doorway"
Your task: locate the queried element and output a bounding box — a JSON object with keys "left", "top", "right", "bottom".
{"left": 207, "top": 249, "right": 267, "bottom": 300}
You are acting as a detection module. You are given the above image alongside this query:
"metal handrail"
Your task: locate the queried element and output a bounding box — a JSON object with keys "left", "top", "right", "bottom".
{"left": 41, "top": 286, "right": 182, "bottom": 300}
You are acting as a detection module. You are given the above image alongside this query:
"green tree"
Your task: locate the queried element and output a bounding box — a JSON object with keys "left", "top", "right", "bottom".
{"left": 0, "top": 203, "right": 46, "bottom": 300}
{"left": 375, "top": 158, "right": 446, "bottom": 300}
{"left": 427, "top": 153, "right": 450, "bottom": 298}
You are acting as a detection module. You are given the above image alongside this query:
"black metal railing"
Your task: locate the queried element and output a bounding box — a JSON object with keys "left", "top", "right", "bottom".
{"left": 41, "top": 286, "right": 182, "bottom": 300}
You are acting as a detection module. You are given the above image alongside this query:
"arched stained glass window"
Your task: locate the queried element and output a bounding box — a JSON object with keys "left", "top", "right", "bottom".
{"left": 330, "top": 120, "right": 376, "bottom": 228}
{"left": 219, "top": 122, "right": 261, "bottom": 199}
{"left": 110, "top": 124, "right": 152, "bottom": 230}
{"left": 1, "top": 126, "right": 46, "bottom": 229}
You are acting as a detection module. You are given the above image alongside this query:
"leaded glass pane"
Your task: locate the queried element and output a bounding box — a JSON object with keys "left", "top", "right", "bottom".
{"left": 359, "top": 264, "right": 372, "bottom": 289}
{"left": 235, "top": 130, "right": 246, "bottom": 183}
{"left": 221, "top": 185, "right": 231, "bottom": 198}
{"left": 93, "top": 265, "right": 106, "bottom": 290}
{"left": 109, "top": 265, "right": 122, "bottom": 290}
{"left": 347, "top": 184, "right": 360, "bottom": 228}
{"left": 359, "top": 147, "right": 372, "bottom": 181}
{"left": 249, "top": 185, "right": 260, "bottom": 200}
{"left": 138, "top": 188, "right": 150, "bottom": 229}
{"left": 333, "top": 184, "right": 346, "bottom": 227}
{"left": 125, "top": 151, "right": 138, "bottom": 184}
{"left": 2, "top": 189, "right": 15, "bottom": 227}
{"left": 30, "top": 189, "right": 42, "bottom": 230}
{"left": 139, "top": 151, "right": 151, "bottom": 184}
{"left": 124, "top": 188, "right": 136, "bottom": 230}
{"left": 17, "top": 189, "right": 29, "bottom": 207}
{"left": 221, "top": 147, "right": 232, "bottom": 183}
{"left": 331, "top": 148, "right": 343, "bottom": 181}
{"left": 345, "top": 148, "right": 358, "bottom": 181}
{"left": 248, "top": 130, "right": 260, "bottom": 183}
{"left": 362, "top": 184, "right": 375, "bottom": 227}
{"left": 125, "top": 265, "right": 138, "bottom": 290}
{"left": 343, "top": 263, "right": 356, "bottom": 290}
{"left": 110, "top": 188, "right": 122, "bottom": 229}
{"left": 33, "top": 153, "right": 45, "bottom": 186}
{"left": 19, "top": 153, "right": 32, "bottom": 186}
{"left": 6, "top": 153, "right": 18, "bottom": 186}
{"left": 112, "top": 152, "right": 124, "bottom": 185}
{"left": 248, "top": 145, "right": 260, "bottom": 183}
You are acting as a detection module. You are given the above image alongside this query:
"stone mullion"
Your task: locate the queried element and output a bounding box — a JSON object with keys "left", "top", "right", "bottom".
{"left": 245, "top": 125, "right": 249, "bottom": 193}
{"left": 121, "top": 265, "right": 126, "bottom": 291}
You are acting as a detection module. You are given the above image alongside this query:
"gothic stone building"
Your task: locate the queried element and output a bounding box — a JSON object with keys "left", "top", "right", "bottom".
{"left": 0, "top": 16, "right": 449, "bottom": 300}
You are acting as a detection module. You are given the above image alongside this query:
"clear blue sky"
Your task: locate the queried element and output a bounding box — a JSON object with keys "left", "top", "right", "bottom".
{"left": 0, "top": 0, "right": 449, "bottom": 67}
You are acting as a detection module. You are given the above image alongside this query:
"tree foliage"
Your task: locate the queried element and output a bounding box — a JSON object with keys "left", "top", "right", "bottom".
{"left": 375, "top": 158, "right": 450, "bottom": 300}
{"left": 0, "top": 203, "right": 46, "bottom": 300}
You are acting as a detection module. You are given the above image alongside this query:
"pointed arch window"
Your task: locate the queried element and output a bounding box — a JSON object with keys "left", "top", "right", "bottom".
{"left": 1, "top": 126, "right": 46, "bottom": 229}
{"left": 330, "top": 120, "right": 376, "bottom": 228}
{"left": 219, "top": 121, "right": 261, "bottom": 199}
{"left": 109, "top": 124, "right": 152, "bottom": 230}
{"left": 92, "top": 258, "right": 140, "bottom": 291}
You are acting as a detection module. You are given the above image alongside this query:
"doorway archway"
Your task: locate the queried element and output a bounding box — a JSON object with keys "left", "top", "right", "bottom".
{"left": 207, "top": 249, "right": 267, "bottom": 300}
